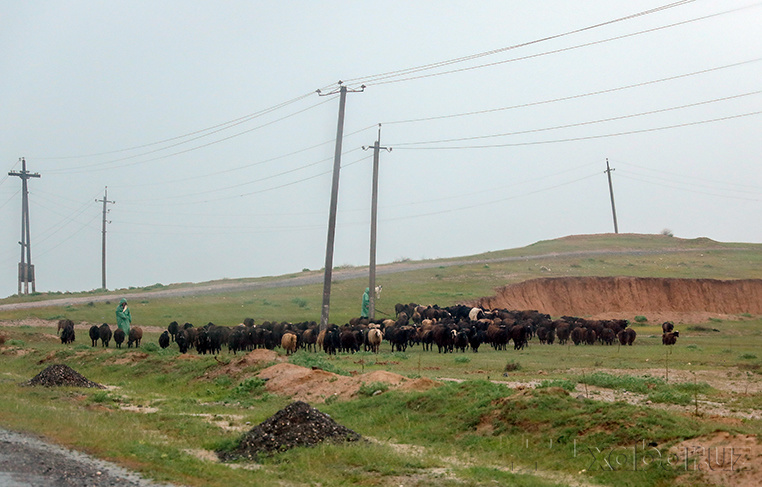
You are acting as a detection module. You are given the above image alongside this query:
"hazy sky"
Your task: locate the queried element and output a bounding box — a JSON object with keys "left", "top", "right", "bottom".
{"left": 1, "top": 1, "right": 761, "bottom": 298}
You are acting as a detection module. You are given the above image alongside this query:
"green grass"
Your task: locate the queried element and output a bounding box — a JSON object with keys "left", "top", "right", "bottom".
{"left": 1, "top": 234, "right": 762, "bottom": 485}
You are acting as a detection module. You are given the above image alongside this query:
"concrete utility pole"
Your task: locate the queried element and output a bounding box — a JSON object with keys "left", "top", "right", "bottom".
{"left": 362, "top": 124, "right": 391, "bottom": 320}
{"left": 605, "top": 158, "right": 619, "bottom": 234}
{"left": 318, "top": 82, "right": 364, "bottom": 331}
{"left": 96, "top": 187, "right": 115, "bottom": 290}
{"left": 8, "top": 158, "right": 40, "bottom": 295}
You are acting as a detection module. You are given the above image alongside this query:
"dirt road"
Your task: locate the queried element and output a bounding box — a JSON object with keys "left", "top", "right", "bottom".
{"left": 0, "top": 247, "right": 714, "bottom": 312}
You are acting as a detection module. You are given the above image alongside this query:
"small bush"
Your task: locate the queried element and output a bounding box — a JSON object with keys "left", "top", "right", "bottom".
{"left": 454, "top": 356, "right": 471, "bottom": 364}
{"left": 232, "top": 378, "right": 267, "bottom": 396}
{"left": 291, "top": 297, "right": 308, "bottom": 308}
{"left": 504, "top": 361, "right": 521, "bottom": 372}
{"left": 358, "top": 382, "right": 389, "bottom": 397}
{"left": 8, "top": 339, "right": 25, "bottom": 347}
{"left": 740, "top": 353, "right": 758, "bottom": 360}
{"left": 536, "top": 379, "right": 576, "bottom": 392}
{"left": 633, "top": 315, "right": 648, "bottom": 323}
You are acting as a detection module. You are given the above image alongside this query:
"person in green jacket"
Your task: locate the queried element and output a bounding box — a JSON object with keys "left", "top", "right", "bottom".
{"left": 361, "top": 288, "right": 370, "bottom": 318}
{"left": 116, "top": 298, "right": 132, "bottom": 334}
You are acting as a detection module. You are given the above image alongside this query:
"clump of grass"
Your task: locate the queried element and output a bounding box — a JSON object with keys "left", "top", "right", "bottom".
{"left": 232, "top": 378, "right": 267, "bottom": 396}
{"left": 633, "top": 315, "right": 648, "bottom": 323}
{"left": 454, "top": 356, "right": 471, "bottom": 364}
{"left": 504, "top": 360, "right": 521, "bottom": 372}
{"left": 739, "top": 353, "right": 758, "bottom": 360}
{"left": 291, "top": 297, "right": 308, "bottom": 308}
{"left": 8, "top": 339, "right": 26, "bottom": 347}
{"left": 142, "top": 342, "right": 160, "bottom": 353}
{"left": 289, "top": 351, "right": 347, "bottom": 375}
{"left": 536, "top": 379, "right": 576, "bottom": 392}
{"left": 578, "top": 372, "right": 711, "bottom": 405}
{"left": 358, "top": 382, "right": 389, "bottom": 397}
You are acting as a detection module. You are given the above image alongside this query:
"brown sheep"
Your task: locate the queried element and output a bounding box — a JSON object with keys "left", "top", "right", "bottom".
{"left": 281, "top": 332, "right": 298, "bottom": 355}
{"left": 57, "top": 318, "right": 74, "bottom": 336}
{"left": 662, "top": 321, "right": 675, "bottom": 334}
{"left": 662, "top": 331, "right": 679, "bottom": 345}
{"left": 128, "top": 327, "right": 143, "bottom": 348}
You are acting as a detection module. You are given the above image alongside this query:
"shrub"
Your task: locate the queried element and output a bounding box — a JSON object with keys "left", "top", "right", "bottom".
{"left": 454, "top": 356, "right": 471, "bottom": 364}
{"left": 232, "top": 378, "right": 267, "bottom": 396}
{"left": 536, "top": 379, "right": 576, "bottom": 392}
{"left": 633, "top": 315, "right": 648, "bottom": 323}
{"left": 504, "top": 361, "right": 521, "bottom": 372}
{"left": 358, "top": 382, "right": 389, "bottom": 397}
{"left": 291, "top": 297, "right": 308, "bottom": 308}
{"left": 740, "top": 353, "right": 758, "bottom": 360}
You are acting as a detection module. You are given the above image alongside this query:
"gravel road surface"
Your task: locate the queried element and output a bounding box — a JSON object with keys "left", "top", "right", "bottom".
{"left": 0, "top": 428, "right": 177, "bottom": 487}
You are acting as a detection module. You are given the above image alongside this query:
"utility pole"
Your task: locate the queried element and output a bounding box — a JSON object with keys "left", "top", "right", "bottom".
{"left": 362, "top": 124, "right": 391, "bottom": 320}
{"left": 9, "top": 158, "right": 40, "bottom": 295}
{"left": 318, "top": 82, "right": 364, "bottom": 331}
{"left": 605, "top": 158, "right": 619, "bottom": 234}
{"left": 96, "top": 187, "right": 115, "bottom": 290}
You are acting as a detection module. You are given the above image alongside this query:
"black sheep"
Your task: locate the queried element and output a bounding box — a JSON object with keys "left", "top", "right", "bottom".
{"left": 176, "top": 329, "right": 189, "bottom": 353}
{"left": 167, "top": 321, "right": 179, "bottom": 342}
{"left": 158, "top": 330, "right": 170, "bottom": 349}
{"left": 88, "top": 325, "right": 100, "bottom": 347}
{"left": 61, "top": 324, "right": 76, "bottom": 345}
{"left": 99, "top": 323, "right": 112, "bottom": 347}
{"left": 113, "top": 328, "right": 125, "bottom": 348}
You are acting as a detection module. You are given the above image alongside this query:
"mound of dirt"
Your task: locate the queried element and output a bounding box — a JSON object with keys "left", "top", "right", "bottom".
{"left": 474, "top": 277, "right": 762, "bottom": 319}
{"left": 257, "top": 363, "right": 441, "bottom": 403}
{"left": 224, "top": 401, "right": 362, "bottom": 460}
{"left": 21, "top": 364, "right": 105, "bottom": 389}
{"left": 204, "top": 349, "right": 283, "bottom": 379}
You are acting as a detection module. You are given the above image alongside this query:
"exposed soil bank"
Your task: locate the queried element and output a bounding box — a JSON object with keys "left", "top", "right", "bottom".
{"left": 474, "top": 277, "right": 762, "bottom": 318}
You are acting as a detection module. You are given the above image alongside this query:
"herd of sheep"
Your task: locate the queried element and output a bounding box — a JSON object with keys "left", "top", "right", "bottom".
{"left": 57, "top": 303, "right": 680, "bottom": 355}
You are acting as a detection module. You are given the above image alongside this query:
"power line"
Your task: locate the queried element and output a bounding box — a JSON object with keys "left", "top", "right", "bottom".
{"left": 361, "top": 4, "right": 759, "bottom": 86}
{"left": 393, "top": 110, "right": 762, "bottom": 150}
{"left": 392, "top": 90, "right": 762, "bottom": 147}
{"left": 383, "top": 58, "right": 762, "bottom": 125}
{"left": 342, "top": 1, "right": 697, "bottom": 86}
{"left": 617, "top": 169, "right": 761, "bottom": 196}
{"left": 44, "top": 95, "right": 338, "bottom": 174}
{"left": 109, "top": 124, "right": 377, "bottom": 189}
{"left": 613, "top": 159, "right": 762, "bottom": 193}
{"left": 617, "top": 172, "right": 761, "bottom": 202}
{"left": 35, "top": 91, "right": 317, "bottom": 161}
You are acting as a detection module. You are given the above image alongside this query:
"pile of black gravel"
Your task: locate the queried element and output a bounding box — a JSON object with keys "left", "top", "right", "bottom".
{"left": 21, "top": 364, "right": 105, "bottom": 389}
{"left": 223, "top": 401, "right": 362, "bottom": 460}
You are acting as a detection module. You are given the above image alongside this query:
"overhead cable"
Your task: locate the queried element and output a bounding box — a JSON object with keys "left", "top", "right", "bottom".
{"left": 393, "top": 90, "right": 762, "bottom": 147}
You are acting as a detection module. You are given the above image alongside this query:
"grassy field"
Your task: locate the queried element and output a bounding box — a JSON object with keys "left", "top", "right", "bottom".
{"left": 1, "top": 234, "right": 761, "bottom": 486}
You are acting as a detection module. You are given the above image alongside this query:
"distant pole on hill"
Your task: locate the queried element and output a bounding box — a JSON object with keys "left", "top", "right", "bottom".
{"left": 605, "top": 159, "right": 619, "bottom": 234}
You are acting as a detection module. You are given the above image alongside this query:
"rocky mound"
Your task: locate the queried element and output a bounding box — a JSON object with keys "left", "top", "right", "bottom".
{"left": 474, "top": 277, "right": 762, "bottom": 318}
{"left": 224, "top": 401, "right": 362, "bottom": 460}
{"left": 21, "top": 364, "right": 105, "bottom": 389}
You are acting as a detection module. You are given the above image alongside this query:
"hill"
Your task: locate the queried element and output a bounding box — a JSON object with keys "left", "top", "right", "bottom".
{"left": 1, "top": 233, "right": 760, "bottom": 325}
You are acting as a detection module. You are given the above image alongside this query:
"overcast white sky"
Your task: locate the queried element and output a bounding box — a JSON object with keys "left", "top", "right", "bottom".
{"left": 1, "top": 1, "right": 761, "bottom": 298}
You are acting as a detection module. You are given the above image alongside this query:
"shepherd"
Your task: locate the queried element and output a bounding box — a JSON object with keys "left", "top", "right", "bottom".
{"left": 361, "top": 287, "right": 370, "bottom": 319}
{"left": 116, "top": 298, "right": 132, "bottom": 335}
